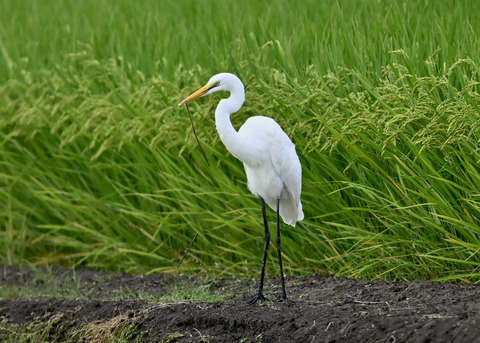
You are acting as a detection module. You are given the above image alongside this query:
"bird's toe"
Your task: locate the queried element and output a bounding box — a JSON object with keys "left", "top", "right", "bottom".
{"left": 246, "top": 292, "right": 268, "bottom": 305}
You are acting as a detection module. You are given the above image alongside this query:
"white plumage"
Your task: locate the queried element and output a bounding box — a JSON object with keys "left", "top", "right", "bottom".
{"left": 238, "top": 116, "right": 303, "bottom": 226}
{"left": 179, "top": 72, "right": 303, "bottom": 303}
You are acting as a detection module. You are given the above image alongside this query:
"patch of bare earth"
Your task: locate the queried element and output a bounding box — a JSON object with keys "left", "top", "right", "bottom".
{"left": 1, "top": 265, "right": 480, "bottom": 342}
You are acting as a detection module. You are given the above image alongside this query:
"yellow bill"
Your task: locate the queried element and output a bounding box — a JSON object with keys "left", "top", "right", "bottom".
{"left": 178, "top": 84, "right": 211, "bottom": 106}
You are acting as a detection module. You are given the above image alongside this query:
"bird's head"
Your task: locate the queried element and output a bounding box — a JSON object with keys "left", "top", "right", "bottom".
{"left": 178, "top": 73, "right": 242, "bottom": 106}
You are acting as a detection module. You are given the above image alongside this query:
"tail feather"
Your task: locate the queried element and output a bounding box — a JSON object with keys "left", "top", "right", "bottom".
{"left": 279, "top": 198, "right": 304, "bottom": 227}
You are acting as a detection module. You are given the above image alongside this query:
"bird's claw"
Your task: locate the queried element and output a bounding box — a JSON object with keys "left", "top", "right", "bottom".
{"left": 246, "top": 292, "right": 268, "bottom": 305}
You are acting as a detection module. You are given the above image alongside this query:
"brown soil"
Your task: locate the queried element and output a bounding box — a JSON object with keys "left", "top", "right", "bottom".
{"left": 1, "top": 265, "right": 480, "bottom": 342}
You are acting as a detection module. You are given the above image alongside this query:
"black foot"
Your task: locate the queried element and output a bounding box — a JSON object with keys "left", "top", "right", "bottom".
{"left": 246, "top": 292, "right": 267, "bottom": 305}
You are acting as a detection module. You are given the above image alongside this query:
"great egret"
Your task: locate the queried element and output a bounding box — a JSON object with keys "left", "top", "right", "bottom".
{"left": 179, "top": 73, "right": 303, "bottom": 303}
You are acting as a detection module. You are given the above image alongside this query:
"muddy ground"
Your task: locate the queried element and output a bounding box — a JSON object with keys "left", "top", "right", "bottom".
{"left": 1, "top": 265, "right": 480, "bottom": 342}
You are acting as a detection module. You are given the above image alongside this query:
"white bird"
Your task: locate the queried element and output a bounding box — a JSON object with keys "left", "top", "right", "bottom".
{"left": 179, "top": 73, "right": 303, "bottom": 303}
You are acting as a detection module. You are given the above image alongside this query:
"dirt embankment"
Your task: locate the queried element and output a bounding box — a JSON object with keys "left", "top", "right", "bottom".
{"left": 1, "top": 265, "right": 480, "bottom": 342}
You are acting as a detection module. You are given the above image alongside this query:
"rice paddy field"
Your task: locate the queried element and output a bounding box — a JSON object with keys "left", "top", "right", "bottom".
{"left": 1, "top": 0, "right": 480, "bottom": 283}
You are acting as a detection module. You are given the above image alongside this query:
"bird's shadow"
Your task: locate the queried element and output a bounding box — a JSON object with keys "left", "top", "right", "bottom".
{"left": 243, "top": 295, "right": 304, "bottom": 306}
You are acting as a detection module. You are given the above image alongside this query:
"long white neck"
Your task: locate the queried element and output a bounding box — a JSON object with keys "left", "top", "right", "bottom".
{"left": 215, "top": 87, "right": 250, "bottom": 163}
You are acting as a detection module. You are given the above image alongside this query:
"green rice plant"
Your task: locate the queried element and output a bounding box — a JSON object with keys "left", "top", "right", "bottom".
{"left": 0, "top": 0, "right": 480, "bottom": 282}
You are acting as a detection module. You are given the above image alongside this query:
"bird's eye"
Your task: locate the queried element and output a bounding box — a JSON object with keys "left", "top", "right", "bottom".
{"left": 210, "top": 81, "right": 220, "bottom": 89}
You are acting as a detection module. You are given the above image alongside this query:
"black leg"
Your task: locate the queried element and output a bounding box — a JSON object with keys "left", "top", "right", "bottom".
{"left": 276, "top": 198, "right": 287, "bottom": 301}
{"left": 247, "top": 197, "right": 270, "bottom": 305}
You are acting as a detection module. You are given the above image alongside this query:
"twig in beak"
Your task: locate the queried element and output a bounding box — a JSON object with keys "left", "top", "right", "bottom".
{"left": 185, "top": 103, "right": 210, "bottom": 166}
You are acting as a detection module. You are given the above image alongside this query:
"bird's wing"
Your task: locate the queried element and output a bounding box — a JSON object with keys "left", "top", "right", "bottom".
{"left": 239, "top": 116, "right": 303, "bottom": 225}
{"left": 270, "top": 137, "right": 302, "bottom": 203}
{"left": 269, "top": 133, "right": 303, "bottom": 226}
{"left": 240, "top": 116, "right": 302, "bottom": 202}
